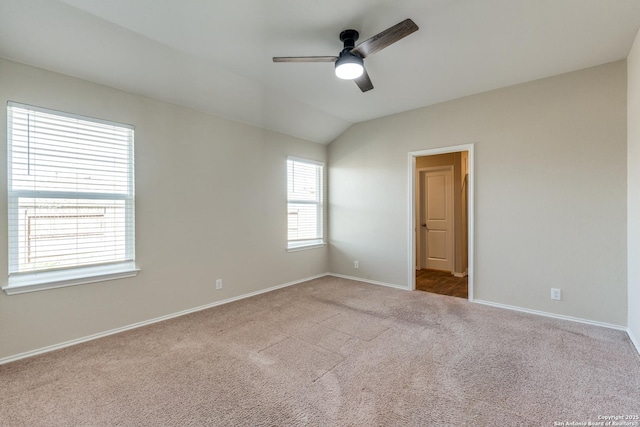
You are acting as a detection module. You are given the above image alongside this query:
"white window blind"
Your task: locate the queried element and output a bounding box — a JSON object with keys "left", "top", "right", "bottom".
{"left": 5, "top": 102, "right": 136, "bottom": 293}
{"left": 287, "top": 157, "right": 324, "bottom": 249}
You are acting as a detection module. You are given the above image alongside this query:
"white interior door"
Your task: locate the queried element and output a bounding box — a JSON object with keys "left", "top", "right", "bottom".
{"left": 421, "top": 167, "right": 454, "bottom": 271}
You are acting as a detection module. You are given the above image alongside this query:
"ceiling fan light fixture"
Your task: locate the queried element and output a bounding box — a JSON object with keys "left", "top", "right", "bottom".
{"left": 273, "top": 19, "right": 418, "bottom": 92}
{"left": 335, "top": 51, "right": 364, "bottom": 80}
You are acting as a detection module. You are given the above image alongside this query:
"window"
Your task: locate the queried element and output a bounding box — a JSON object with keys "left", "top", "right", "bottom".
{"left": 287, "top": 157, "right": 324, "bottom": 250}
{"left": 3, "top": 102, "right": 137, "bottom": 295}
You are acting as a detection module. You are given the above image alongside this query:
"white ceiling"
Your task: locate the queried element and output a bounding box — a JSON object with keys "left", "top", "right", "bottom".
{"left": 1, "top": 0, "right": 640, "bottom": 144}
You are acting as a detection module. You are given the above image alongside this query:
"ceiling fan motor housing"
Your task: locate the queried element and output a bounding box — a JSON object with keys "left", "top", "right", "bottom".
{"left": 339, "top": 29, "right": 359, "bottom": 50}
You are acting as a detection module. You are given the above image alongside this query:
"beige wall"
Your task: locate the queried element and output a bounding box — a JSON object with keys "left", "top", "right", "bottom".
{"left": 329, "top": 60, "right": 627, "bottom": 326}
{"left": 628, "top": 30, "right": 640, "bottom": 347}
{"left": 0, "top": 54, "right": 633, "bottom": 360}
{"left": 0, "top": 58, "right": 328, "bottom": 360}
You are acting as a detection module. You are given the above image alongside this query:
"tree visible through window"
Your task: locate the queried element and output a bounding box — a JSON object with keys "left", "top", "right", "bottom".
{"left": 6, "top": 102, "right": 135, "bottom": 288}
{"left": 287, "top": 157, "right": 324, "bottom": 249}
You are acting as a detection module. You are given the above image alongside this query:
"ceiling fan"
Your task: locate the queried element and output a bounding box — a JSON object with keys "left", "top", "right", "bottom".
{"left": 273, "top": 19, "right": 419, "bottom": 92}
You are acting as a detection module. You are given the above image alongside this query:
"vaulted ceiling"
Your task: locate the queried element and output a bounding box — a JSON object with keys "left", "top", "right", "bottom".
{"left": 1, "top": 0, "right": 640, "bottom": 144}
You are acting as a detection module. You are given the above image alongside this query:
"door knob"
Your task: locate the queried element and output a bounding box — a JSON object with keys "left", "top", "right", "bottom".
{"left": 421, "top": 223, "right": 427, "bottom": 227}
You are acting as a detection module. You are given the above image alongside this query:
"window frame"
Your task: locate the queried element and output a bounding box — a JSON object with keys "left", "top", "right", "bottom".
{"left": 3, "top": 102, "right": 138, "bottom": 295}
{"left": 286, "top": 156, "right": 326, "bottom": 251}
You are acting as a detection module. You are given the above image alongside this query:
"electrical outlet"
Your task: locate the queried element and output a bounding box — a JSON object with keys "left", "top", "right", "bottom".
{"left": 551, "top": 288, "right": 561, "bottom": 301}
{"left": 216, "top": 279, "right": 222, "bottom": 290}
{"left": 354, "top": 260, "right": 359, "bottom": 269}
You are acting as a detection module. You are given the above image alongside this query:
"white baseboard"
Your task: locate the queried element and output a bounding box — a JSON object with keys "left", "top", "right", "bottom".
{"left": 3, "top": 273, "right": 637, "bottom": 365}
{"left": 627, "top": 327, "right": 640, "bottom": 355}
{"left": 327, "top": 273, "right": 409, "bottom": 291}
{"left": 0, "top": 273, "right": 330, "bottom": 366}
{"left": 473, "top": 299, "right": 627, "bottom": 332}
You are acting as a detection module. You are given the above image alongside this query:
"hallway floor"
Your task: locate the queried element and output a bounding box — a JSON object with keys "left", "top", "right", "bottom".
{"left": 416, "top": 269, "right": 468, "bottom": 299}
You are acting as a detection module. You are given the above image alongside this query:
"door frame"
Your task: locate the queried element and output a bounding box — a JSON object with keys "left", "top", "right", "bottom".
{"left": 416, "top": 165, "right": 455, "bottom": 271}
{"left": 408, "top": 144, "right": 475, "bottom": 301}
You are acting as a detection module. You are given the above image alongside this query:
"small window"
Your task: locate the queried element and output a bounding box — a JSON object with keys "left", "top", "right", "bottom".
{"left": 4, "top": 102, "right": 137, "bottom": 294}
{"left": 287, "top": 157, "right": 324, "bottom": 250}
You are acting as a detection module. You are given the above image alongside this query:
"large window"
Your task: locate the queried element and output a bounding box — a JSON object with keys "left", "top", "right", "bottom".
{"left": 4, "top": 102, "right": 137, "bottom": 294}
{"left": 287, "top": 157, "right": 324, "bottom": 250}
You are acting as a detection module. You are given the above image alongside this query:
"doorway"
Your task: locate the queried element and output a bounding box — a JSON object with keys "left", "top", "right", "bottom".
{"left": 408, "top": 145, "right": 474, "bottom": 300}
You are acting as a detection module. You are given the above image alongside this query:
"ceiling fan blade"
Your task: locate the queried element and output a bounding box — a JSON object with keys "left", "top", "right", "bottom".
{"left": 354, "top": 67, "right": 374, "bottom": 92}
{"left": 273, "top": 56, "right": 338, "bottom": 63}
{"left": 351, "top": 19, "right": 419, "bottom": 59}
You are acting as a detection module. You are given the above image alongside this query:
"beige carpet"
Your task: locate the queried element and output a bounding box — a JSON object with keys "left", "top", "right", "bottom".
{"left": 1, "top": 276, "right": 639, "bottom": 426}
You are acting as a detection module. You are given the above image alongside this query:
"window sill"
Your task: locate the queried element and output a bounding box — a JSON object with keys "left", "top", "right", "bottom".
{"left": 287, "top": 242, "right": 326, "bottom": 252}
{"left": 2, "top": 262, "right": 140, "bottom": 295}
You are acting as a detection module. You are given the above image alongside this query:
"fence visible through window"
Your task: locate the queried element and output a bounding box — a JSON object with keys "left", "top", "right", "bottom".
{"left": 20, "top": 201, "right": 126, "bottom": 271}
